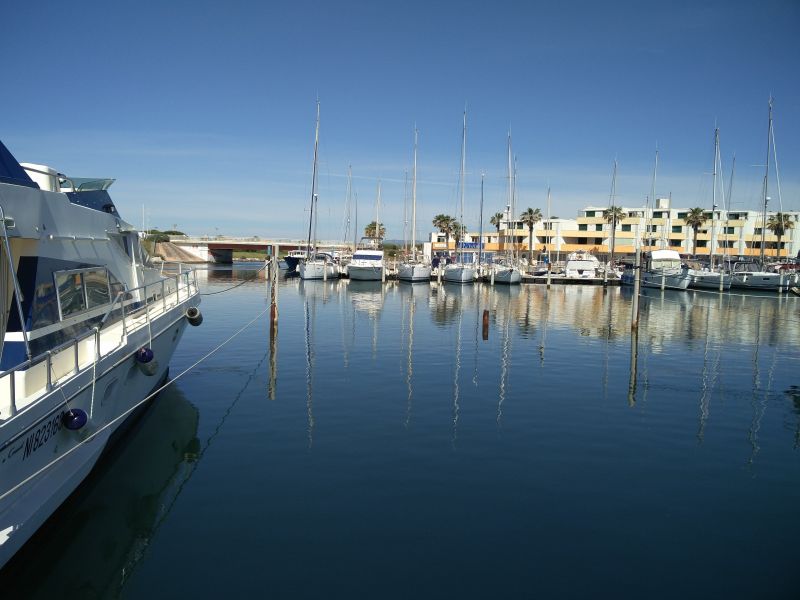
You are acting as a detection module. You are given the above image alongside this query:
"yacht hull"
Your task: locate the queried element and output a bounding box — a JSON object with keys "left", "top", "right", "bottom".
{"left": 689, "top": 271, "right": 732, "bottom": 290}
{"left": 347, "top": 264, "right": 384, "bottom": 281}
{"left": 443, "top": 265, "right": 476, "bottom": 284}
{"left": 397, "top": 263, "right": 431, "bottom": 282}
{"left": 730, "top": 272, "right": 792, "bottom": 292}
{"left": 0, "top": 307, "right": 190, "bottom": 570}
{"left": 492, "top": 267, "right": 521, "bottom": 284}
{"left": 622, "top": 271, "right": 692, "bottom": 290}
{"left": 299, "top": 261, "right": 338, "bottom": 280}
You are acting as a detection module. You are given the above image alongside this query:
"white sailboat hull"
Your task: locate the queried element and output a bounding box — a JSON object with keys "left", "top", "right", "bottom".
{"left": 730, "top": 271, "right": 792, "bottom": 291}
{"left": 299, "top": 260, "right": 338, "bottom": 280}
{"left": 397, "top": 263, "right": 431, "bottom": 282}
{"left": 688, "top": 270, "right": 732, "bottom": 290}
{"left": 492, "top": 266, "right": 522, "bottom": 284}
{"left": 443, "top": 264, "right": 476, "bottom": 283}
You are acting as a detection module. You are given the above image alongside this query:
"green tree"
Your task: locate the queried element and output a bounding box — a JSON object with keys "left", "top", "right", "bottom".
{"left": 603, "top": 205, "right": 625, "bottom": 265}
{"left": 364, "top": 221, "right": 386, "bottom": 239}
{"left": 766, "top": 212, "right": 795, "bottom": 258}
{"left": 520, "top": 207, "right": 542, "bottom": 257}
{"left": 685, "top": 207, "right": 707, "bottom": 256}
{"left": 432, "top": 214, "right": 457, "bottom": 253}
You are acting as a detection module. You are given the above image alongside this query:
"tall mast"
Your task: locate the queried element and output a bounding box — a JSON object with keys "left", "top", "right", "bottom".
{"left": 306, "top": 100, "right": 321, "bottom": 257}
{"left": 402, "top": 169, "right": 408, "bottom": 255}
{"left": 609, "top": 159, "right": 618, "bottom": 251}
{"left": 412, "top": 126, "right": 418, "bottom": 260}
{"left": 459, "top": 109, "right": 467, "bottom": 263}
{"left": 711, "top": 127, "right": 719, "bottom": 269}
{"left": 759, "top": 97, "right": 772, "bottom": 265}
{"left": 546, "top": 185, "right": 551, "bottom": 258}
{"left": 645, "top": 150, "right": 658, "bottom": 251}
{"left": 344, "top": 164, "right": 352, "bottom": 249}
{"left": 506, "top": 132, "right": 513, "bottom": 259}
{"left": 376, "top": 179, "right": 381, "bottom": 241}
{"left": 456, "top": 108, "right": 467, "bottom": 264}
{"left": 478, "top": 173, "right": 485, "bottom": 268}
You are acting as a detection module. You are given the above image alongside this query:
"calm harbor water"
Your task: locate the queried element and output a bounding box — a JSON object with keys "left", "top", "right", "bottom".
{"left": 3, "top": 265, "right": 799, "bottom": 598}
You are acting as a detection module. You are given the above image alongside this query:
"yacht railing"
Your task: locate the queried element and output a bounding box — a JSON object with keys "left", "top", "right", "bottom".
{"left": 0, "top": 268, "right": 199, "bottom": 422}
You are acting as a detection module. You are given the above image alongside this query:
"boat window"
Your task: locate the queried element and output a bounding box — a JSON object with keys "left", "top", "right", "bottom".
{"left": 56, "top": 271, "right": 87, "bottom": 317}
{"left": 83, "top": 269, "right": 112, "bottom": 309}
{"left": 55, "top": 267, "right": 114, "bottom": 319}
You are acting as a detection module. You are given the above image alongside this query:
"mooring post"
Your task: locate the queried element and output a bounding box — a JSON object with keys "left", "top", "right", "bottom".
{"left": 482, "top": 309, "right": 489, "bottom": 340}
{"left": 631, "top": 248, "right": 641, "bottom": 330}
{"left": 270, "top": 257, "right": 279, "bottom": 334}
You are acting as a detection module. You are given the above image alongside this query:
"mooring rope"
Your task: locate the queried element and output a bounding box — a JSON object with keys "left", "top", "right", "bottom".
{"left": 0, "top": 305, "right": 270, "bottom": 504}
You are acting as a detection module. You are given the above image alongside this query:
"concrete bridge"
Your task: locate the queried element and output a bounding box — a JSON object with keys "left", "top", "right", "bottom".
{"left": 169, "top": 236, "right": 350, "bottom": 263}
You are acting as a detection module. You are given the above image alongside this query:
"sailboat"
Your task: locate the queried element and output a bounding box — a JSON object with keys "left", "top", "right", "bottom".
{"left": 398, "top": 127, "right": 432, "bottom": 282}
{"left": 299, "top": 101, "right": 339, "bottom": 281}
{"left": 730, "top": 97, "right": 792, "bottom": 292}
{"left": 490, "top": 133, "right": 522, "bottom": 284}
{"left": 689, "top": 126, "right": 731, "bottom": 290}
{"left": 443, "top": 110, "right": 476, "bottom": 284}
{"left": 348, "top": 180, "right": 385, "bottom": 281}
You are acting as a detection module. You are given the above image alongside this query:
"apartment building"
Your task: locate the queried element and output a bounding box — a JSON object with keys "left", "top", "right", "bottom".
{"left": 425, "top": 198, "right": 799, "bottom": 261}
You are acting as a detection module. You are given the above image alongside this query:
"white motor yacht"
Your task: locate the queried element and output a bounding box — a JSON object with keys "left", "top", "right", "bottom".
{"left": 347, "top": 238, "right": 384, "bottom": 281}
{"left": 564, "top": 251, "right": 601, "bottom": 278}
{"left": 0, "top": 139, "right": 201, "bottom": 569}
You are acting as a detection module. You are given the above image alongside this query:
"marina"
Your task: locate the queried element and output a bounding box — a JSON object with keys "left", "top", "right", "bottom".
{"left": 2, "top": 264, "right": 799, "bottom": 597}
{"left": 3, "top": 2, "right": 799, "bottom": 595}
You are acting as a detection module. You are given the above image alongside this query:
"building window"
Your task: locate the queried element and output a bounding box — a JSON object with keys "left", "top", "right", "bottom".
{"left": 579, "top": 224, "right": 587, "bottom": 231}
{"left": 672, "top": 225, "right": 682, "bottom": 233}
{"left": 653, "top": 211, "right": 663, "bottom": 218}
{"left": 754, "top": 228, "right": 762, "bottom": 235}
{"left": 677, "top": 212, "right": 687, "bottom": 219}
{"left": 670, "top": 239, "right": 681, "bottom": 247}
{"left": 724, "top": 226, "right": 735, "bottom": 235}
{"left": 621, "top": 224, "right": 631, "bottom": 232}
{"left": 595, "top": 224, "right": 603, "bottom": 231}
{"left": 585, "top": 211, "right": 595, "bottom": 217}
{"left": 594, "top": 238, "right": 603, "bottom": 245}
{"left": 696, "top": 240, "right": 708, "bottom": 248}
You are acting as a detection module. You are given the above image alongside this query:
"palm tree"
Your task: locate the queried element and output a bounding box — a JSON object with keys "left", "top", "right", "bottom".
{"left": 766, "top": 212, "right": 795, "bottom": 259}
{"left": 603, "top": 205, "right": 625, "bottom": 266}
{"left": 490, "top": 211, "right": 504, "bottom": 250}
{"left": 684, "top": 207, "right": 707, "bottom": 256}
{"left": 364, "top": 221, "right": 386, "bottom": 239}
{"left": 432, "top": 213, "right": 456, "bottom": 254}
{"left": 520, "top": 207, "right": 542, "bottom": 258}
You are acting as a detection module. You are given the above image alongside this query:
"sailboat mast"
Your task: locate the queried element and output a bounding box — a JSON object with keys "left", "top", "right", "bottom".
{"left": 648, "top": 150, "right": 658, "bottom": 251}
{"left": 412, "top": 127, "right": 418, "bottom": 261}
{"left": 306, "top": 101, "right": 321, "bottom": 257}
{"left": 376, "top": 180, "right": 381, "bottom": 241}
{"left": 759, "top": 97, "right": 772, "bottom": 265}
{"left": 478, "top": 173, "right": 485, "bottom": 268}
{"left": 546, "top": 185, "right": 551, "bottom": 259}
{"left": 344, "top": 164, "right": 352, "bottom": 250}
{"left": 711, "top": 127, "right": 719, "bottom": 269}
{"left": 506, "top": 132, "right": 513, "bottom": 258}
{"left": 459, "top": 110, "right": 467, "bottom": 263}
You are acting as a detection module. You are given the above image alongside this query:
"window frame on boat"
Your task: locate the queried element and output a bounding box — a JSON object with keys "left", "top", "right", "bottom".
{"left": 54, "top": 267, "right": 116, "bottom": 321}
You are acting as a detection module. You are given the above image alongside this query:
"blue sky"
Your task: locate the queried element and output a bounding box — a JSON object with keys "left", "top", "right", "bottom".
{"left": 2, "top": 0, "right": 798, "bottom": 241}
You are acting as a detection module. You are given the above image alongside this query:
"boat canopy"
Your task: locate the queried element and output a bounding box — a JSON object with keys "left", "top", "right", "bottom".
{"left": 0, "top": 140, "right": 38, "bottom": 188}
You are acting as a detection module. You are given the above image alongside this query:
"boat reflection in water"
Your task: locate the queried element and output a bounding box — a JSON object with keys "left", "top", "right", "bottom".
{"left": 0, "top": 388, "right": 199, "bottom": 598}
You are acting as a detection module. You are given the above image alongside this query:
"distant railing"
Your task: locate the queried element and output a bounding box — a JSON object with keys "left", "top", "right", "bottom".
{"left": 0, "top": 268, "right": 198, "bottom": 422}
